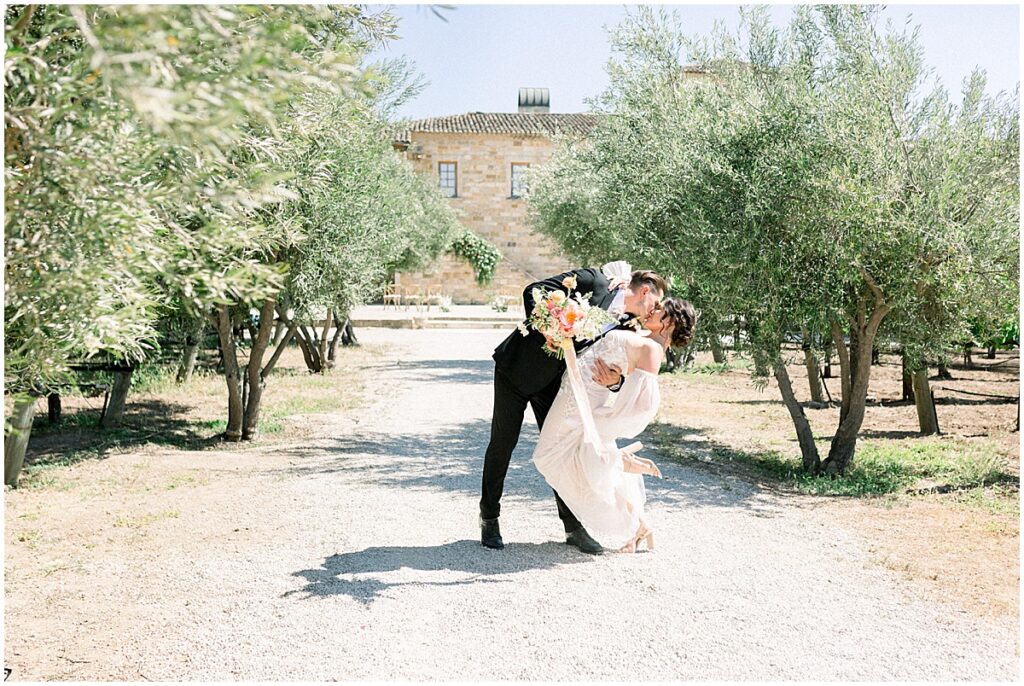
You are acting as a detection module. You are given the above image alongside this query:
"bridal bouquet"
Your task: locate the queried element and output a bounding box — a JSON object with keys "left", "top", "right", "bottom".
{"left": 519, "top": 276, "right": 616, "bottom": 359}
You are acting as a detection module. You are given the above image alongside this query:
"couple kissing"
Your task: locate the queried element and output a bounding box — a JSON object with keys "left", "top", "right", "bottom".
{"left": 479, "top": 262, "right": 697, "bottom": 554}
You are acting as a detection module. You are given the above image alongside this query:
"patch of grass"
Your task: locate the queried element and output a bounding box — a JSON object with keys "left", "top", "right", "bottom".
{"left": 129, "top": 364, "right": 180, "bottom": 395}
{"left": 266, "top": 394, "right": 339, "bottom": 418}
{"left": 15, "top": 345, "right": 377, "bottom": 492}
{"left": 857, "top": 439, "right": 1013, "bottom": 490}
{"left": 951, "top": 483, "right": 1020, "bottom": 519}
{"left": 19, "top": 467, "right": 76, "bottom": 491}
{"left": 654, "top": 422, "right": 1018, "bottom": 499}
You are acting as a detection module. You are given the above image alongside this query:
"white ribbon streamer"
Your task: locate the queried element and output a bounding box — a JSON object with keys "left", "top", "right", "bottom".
{"left": 562, "top": 341, "right": 606, "bottom": 461}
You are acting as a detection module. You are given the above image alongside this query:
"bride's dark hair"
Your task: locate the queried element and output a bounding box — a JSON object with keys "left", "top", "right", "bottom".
{"left": 660, "top": 297, "right": 698, "bottom": 348}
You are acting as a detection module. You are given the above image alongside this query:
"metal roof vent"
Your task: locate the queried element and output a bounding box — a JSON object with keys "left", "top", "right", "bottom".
{"left": 518, "top": 87, "right": 550, "bottom": 114}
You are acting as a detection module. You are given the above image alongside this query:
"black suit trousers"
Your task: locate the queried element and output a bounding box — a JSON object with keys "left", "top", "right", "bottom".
{"left": 479, "top": 367, "right": 582, "bottom": 533}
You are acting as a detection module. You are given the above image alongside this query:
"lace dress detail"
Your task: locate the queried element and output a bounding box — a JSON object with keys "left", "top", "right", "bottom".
{"left": 559, "top": 332, "right": 630, "bottom": 421}
{"left": 533, "top": 330, "right": 661, "bottom": 548}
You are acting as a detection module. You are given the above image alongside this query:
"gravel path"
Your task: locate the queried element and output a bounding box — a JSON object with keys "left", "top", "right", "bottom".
{"left": 4, "top": 328, "right": 1019, "bottom": 680}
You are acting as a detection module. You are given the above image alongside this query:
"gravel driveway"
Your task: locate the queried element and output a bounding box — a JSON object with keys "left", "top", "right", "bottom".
{"left": 4, "top": 328, "right": 1019, "bottom": 680}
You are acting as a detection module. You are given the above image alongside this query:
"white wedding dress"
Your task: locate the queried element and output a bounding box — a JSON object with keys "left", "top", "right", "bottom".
{"left": 532, "top": 329, "right": 661, "bottom": 549}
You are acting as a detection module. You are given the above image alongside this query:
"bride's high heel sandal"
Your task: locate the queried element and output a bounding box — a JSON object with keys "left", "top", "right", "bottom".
{"left": 619, "top": 524, "right": 654, "bottom": 553}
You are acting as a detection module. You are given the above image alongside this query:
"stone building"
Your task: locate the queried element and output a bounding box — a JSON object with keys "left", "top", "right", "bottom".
{"left": 391, "top": 88, "right": 601, "bottom": 304}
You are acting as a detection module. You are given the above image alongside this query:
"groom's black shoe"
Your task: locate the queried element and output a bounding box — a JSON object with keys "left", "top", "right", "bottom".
{"left": 480, "top": 517, "right": 504, "bottom": 549}
{"left": 565, "top": 526, "right": 603, "bottom": 555}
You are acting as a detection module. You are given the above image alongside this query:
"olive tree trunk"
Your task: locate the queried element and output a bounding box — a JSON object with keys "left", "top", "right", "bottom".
{"left": 900, "top": 352, "right": 914, "bottom": 401}
{"left": 801, "top": 326, "right": 824, "bottom": 404}
{"left": 176, "top": 317, "right": 205, "bottom": 383}
{"left": 294, "top": 311, "right": 337, "bottom": 373}
{"left": 328, "top": 312, "right": 356, "bottom": 365}
{"left": 709, "top": 332, "right": 727, "bottom": 364}
{"left": 5, "top": 396, "right": 36, "bottom": 487}
{"left": 341, "top": 317, "right": 358, "bottom": 346}
{"left": 773, "top": 360, "right": 821, "bottom": 473}
{"left": 215, "top": 305, "right": 245, "bottom": 441}
{"left": 100, "top": 369, "right": 134, "bottom": 429}
{"left": 216, "top": 299, "right": 293, "bottom": 441}
{"left": 752, "top": 349, "right": 769, "bottom": 378}
{"left": 241, "top": 298, "right": 278, "bottom": 440}
{"left": 821, "top": 272, "right": 891, "bottom": 476}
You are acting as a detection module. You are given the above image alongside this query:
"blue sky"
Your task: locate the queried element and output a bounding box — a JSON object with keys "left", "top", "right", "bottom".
{"left": 366, "top": 3, "right": 1020, "bottom": 120}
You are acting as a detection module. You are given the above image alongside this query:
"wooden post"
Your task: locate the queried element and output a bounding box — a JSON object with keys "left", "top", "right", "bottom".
{"left": 912, "top": 369, "right": 938, "bottom": 435}
{"left": 47, "top": 393, "right": 62, "bottom": 425}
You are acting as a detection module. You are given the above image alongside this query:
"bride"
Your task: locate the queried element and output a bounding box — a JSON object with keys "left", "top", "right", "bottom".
{"left": 532, "top": 297, "right": 697, "bottom": 553}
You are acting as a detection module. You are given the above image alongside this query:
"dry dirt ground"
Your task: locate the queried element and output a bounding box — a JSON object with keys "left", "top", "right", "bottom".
{"left": 657, "top": 346, "right": 1020, "bottom": 620}
{"left": 3, "top": 330, "right": 1020, "bottom": 680}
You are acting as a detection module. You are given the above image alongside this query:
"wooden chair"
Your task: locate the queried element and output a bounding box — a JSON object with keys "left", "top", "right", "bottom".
{"left": 501, "top": 291, "right": 523, "bottom": 314}
{"left": 403, "top": 284, "right": 425, "bottom": 312}
{"left": 425, "top": 284, "right": 447, "bottom": 311}
{"left": 382, "top": 283, "right": 402, "bottom": 310}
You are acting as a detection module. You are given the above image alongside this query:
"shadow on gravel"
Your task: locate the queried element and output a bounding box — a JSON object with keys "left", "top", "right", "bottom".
{"left": 285, "top": 540, "right": 589, "bottom": 604}
{"left": 274, "top": 418, "right": 784, "bottom": 516}
{"left": 387, "top": 358, "right": 494, "bottom": 386}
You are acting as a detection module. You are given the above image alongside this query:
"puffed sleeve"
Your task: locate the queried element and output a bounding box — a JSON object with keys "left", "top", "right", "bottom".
{"left": 591, "top": 370, "right": 660, "bottom": 440}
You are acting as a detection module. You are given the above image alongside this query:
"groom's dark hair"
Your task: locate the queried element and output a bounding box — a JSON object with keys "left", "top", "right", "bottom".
{"left": 629, "top": 270, "right": 668, "bottom": 296}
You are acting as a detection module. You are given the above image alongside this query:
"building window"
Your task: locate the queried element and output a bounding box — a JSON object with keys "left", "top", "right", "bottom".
{"left": 510, "top": 163, "right": 529, "bottom": 198}
{"left": 438, "top": 162, "right": 457, "bottom": 197}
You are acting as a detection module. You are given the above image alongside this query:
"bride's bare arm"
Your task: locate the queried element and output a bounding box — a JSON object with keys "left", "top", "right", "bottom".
{"left": 634, "top": 338, "right": 663, "bottom": 374}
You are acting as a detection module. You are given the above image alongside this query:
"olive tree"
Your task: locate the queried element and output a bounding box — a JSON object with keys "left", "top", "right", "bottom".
{"left": 214, "top": 88, "right": 460, "bottom": 440}
{"left": 4, "top": 5, "right": 390, "bottom": 480}
{"left": 530, "top": 5, "right": 1018, "bottom": 475}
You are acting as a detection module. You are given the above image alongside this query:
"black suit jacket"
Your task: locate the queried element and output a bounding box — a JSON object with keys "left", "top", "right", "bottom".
{"left": 492, "top": 267, "right": 619, "bottom": 396}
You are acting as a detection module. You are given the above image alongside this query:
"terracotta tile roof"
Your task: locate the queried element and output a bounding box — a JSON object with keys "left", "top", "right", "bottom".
{"left": 393, "top": 112, "right": 603, "bottom": 143}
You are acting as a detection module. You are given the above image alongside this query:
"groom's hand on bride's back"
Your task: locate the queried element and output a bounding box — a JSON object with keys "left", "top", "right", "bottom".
{"left": 592, "top": 358, "right": 622, "bottom": 387}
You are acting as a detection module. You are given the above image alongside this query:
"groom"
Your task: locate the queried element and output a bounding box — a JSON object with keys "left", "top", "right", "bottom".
{"left": 480, "top": 266, "right": 667, "bottom": 553}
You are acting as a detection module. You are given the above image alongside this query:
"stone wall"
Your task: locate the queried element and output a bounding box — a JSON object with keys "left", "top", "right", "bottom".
{"left": 395, "top": 131, "right": 574, "bottom": 305}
